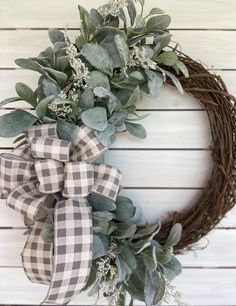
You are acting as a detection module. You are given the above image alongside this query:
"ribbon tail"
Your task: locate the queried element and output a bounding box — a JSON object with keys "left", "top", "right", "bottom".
{"left": 21, "top": 217, "right": 53, "bottom": 285}
{"left": 43, "top": 198, "right": 93, "bottom": 305}
{"left": 6, "top": 181, "right": 49, "bottom": 220}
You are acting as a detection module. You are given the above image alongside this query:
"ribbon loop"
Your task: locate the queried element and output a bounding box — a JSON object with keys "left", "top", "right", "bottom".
{"left": 26, "top": 123, "right": 58, "bottom": 139}
{"left": 63, "top": 162, "right": 94, "bottom": 198}
{"left": 35, "top": 159, "right": 64, "bottom": 194}
{"left": 92, "top": 164, "right": 122, "bottom": 200}
{"left": 0, "top": 153, "right": 36, "bottom": 196}
{"left": 30, "top": 137, "right": 72, "bottom": 162}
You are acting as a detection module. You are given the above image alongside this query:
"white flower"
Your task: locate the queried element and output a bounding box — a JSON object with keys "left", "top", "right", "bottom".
{"left": 128, "top": 46, "right": 158, "bottom": 70}
{"left": 48, "top": 101, "right": 73, "bottom": 118}
{"left": 94, "top": 242, "right": 125, "bottom": 305}
{"left": 65, "top": 35, "right": 90, "bottom": 89}
{"left": 98, "top": 0, "right": 128, "bottom": 18}
{"left": 164, "top": 283, "right": 186, "bottom": 306}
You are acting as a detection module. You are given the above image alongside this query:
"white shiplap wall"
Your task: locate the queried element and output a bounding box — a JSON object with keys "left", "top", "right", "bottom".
{"left": 0, "top": 0, "right": 236, "bottom": 305}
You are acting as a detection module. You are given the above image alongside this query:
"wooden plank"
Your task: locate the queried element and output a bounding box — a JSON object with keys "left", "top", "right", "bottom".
{"left": 105, "top": 150, "right": 212, "bottom": 188}
{"left": 0, "top": 0, "right": 236, "bottom": 29}
{"left": 1, "top": 30, "right": 236, "bottom": 69}
{"left": 0, "top": 267, "right": 235, "bottom": 305}
{"left": 0, "top": 149, "right": 212, "bottom": 188}
{"left": 1, "top": 228, "right": 235, "bottom": 267}
{"left": 220, "top": 70, "right": 236, "bottom": 97}
{"left": 0, "top": 109, "right": 211, "bottom": 149}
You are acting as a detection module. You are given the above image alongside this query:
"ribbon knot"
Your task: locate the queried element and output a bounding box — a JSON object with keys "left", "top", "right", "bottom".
{"left": 0, "top": 123, "right": 122, "bottom": 305}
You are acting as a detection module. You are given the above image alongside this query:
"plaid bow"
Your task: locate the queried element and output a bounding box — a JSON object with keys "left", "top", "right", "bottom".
{"left": 0, "top": 123, "right": 122, "bottom": 305}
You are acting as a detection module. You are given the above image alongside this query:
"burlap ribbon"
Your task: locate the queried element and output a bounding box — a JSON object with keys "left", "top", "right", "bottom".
{"left": 0, "top": 123, "right": 122, "bottom": 305}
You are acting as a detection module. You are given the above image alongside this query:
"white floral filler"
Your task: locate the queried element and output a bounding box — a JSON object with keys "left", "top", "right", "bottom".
{"left": 0, "top": 0, "right": 189, "bottom": 305}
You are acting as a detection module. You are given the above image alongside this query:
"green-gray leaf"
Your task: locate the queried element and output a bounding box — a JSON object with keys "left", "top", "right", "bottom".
{"left": 162, "top": 257, "right": 182, "bottom": 281}
{"left": 114, "top": 195, "right": 135, "bottom": 223}
{"left": 114, "top": 34, "right": 129, "bottom": 67}
{"left": 144, "top": 70, "right": 164, "bottom": 97}
{"left": 15, "top": 58, "right": 44, "bottom": 74}
{"left": 88, "top": 70, "right": 110, "bottom": 90}
{"left": 15, "top": 82, "right": 36, "bottom": 107}
{"left": 120, "top": 245, "right": 137, "bottom": 270}
{"left": 166, "top": 223, "right": 182, "bottom": 247}
{"left": 108, "top": 112, "right": 128, "bottom": 127}
{"left": 94, "top": 86, "right": 121, "bottom": 114}
{"left": 42, "top": 78, "right": 61, "bottom": 97}
{"left": 36, "top": 95, "right": 55, "bottom": 120}
{"left": 92, "top": 211, "right": 114, "bottom": 223}
{"left": 48, "top": 28, "right": 65, "bottom": 44}
{"left": 156, "top": 51, "right": 178, "bottom": 66}
{"left": 176, "top": 60, "right": 189, "bottom": 78}
{"left": 142, "top": 245, "right": 157, "bottom": 271}
{"left": 57, "top": 121, "right": 80, "bottom": 142}
{"left": 144, "top": 270, "right": 160, "bottom": 306}
{"left": 81, "top": 107, "right": 108, "bottom": 131}
{"left": 80, "top": 88, "right": 95, "bottom": 109}
{"left": 126, "top": 86, "right": 140, "bottom": 107}
{"left": 165, "top": 70, "right": 184, "bottom": 94}
{"left": 88, "top": 193, "right": 116, "bottom": 211}
{"left": 42, "top": 67, "right": 68, "bottom": 88}
{"left": 0, "top": 109, "right": 37, "bottom": 137}
{"left": 148, "top": 7, "right": 165, "bottom": 16}
{"left": 127, "top": 0, "right": 137, "bottom": 25}
{"left": 94, "top": 124, "right": 116, "bottom": 147}
{"left": 0, "top": 97, "right": 23, "bottom": 108}
{"left": 92, "top": 233, "right": 109, "bottom": 259}
{"left": 80, "top": 43, "right": 113, "bottom": 76}
{"left": 126, "top": 122, "right": 146, "bottom": 139}
{"left": 113, "top": 223, "right": 137, "bottom": 239}
{"left": 146, "top": 15, "right": 171, "bottom": 32}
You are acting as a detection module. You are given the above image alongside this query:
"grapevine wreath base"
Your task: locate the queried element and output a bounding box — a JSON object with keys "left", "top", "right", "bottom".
{"left": 0, "top": 0, "right": 236, "bottom": 305}
{"left": 159, "top": 54, "right": 236, "bottom": 252}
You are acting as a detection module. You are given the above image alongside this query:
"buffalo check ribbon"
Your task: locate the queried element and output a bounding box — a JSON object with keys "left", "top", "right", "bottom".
{"left": 0, "top": 123, "right": 122, "bottom": 305}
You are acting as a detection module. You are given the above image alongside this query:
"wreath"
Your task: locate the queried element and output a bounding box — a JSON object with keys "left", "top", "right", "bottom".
{"left": 0, "top": 0, "right": 235, "bottom": 305}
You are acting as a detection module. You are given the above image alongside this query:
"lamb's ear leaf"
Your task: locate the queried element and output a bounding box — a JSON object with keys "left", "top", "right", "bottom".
{"left": 80, "top": 43, "right": 113, "bottom": 76}
{"left": 48, "top": 28, "right": 65, "bottom": 44}
{"left": 36, "top": 95, "right": 55, "bottom": 120}
{"left": 15, "top": 58, "right": 44, "bottom": 74}
{"left": 81, "top": 107, "right": 108, "bottom": 131}
{"left": 15, "top": 82, "right": 37, "bottom": 107}
{"left": 127, "top": 0, "right": 137, "bottom": 25}
{"left": 0, "top": 97, "right": 23, "bottom": 108}
{"left": 125, "top": 121, "right": 146, "bottom": 139}
{"left": 146, "top": 15, "right": 171, "bottom": 32}
{"left": 0, "top": 109, "right": 38, "bottom": 137}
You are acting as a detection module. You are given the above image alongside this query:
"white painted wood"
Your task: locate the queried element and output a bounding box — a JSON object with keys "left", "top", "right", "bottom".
{"left": 1, "top": 228, "right": 235, "bottom": 267}
{"left": 0, "top": 109, "right": 212, "bottom": 149}
{"left": 0, "top": 0, "right": 235, "bottom": 29}
{"left": 220, "top": 70, "right": 236, "bottom": 97}
{"left": 0, "top": 267, "right": 236, "bottom": 305}
{"left": 0, "top": 148, "right": 212, "bottom": 188}
{"left": 105, "top": 150, "right": 212, "bottom": 188}
{"left": 1, "top": 30, "right": 236, "bottom": 69}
